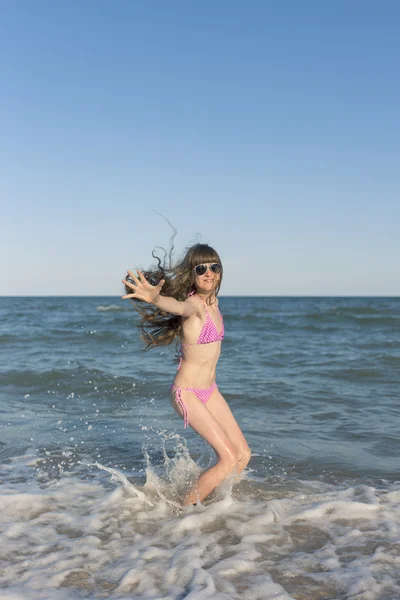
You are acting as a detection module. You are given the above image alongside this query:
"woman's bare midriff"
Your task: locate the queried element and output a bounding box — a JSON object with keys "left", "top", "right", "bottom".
{"left": 173, "top": 341, "right": 221, "bottom": 388}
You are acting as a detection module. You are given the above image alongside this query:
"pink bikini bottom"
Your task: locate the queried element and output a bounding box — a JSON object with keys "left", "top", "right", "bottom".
{"left": 171, "top": 382, "right": 218, "bottom": 428}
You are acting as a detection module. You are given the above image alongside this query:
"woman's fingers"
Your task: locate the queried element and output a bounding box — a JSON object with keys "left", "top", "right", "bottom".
{"left": 122, "top": 278, "right": 136, "bottom": 291}
{"left": 137, "top": 269, "right": 147, "bottom": 283}
{"left": 122, "top": 269, "right": 160, "bottom": 302}
{"left": 127, "top": 270, "right": 140, "bottom": 285}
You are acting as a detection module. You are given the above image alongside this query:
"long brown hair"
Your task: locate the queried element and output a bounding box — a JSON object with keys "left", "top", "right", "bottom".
{"left": 125, "top": 243, "right": 223, "bottom": 350}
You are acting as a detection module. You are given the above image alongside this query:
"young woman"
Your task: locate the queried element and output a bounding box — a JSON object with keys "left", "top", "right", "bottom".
{"left": 122, "top": 243, "right": 250, "bottom": 505}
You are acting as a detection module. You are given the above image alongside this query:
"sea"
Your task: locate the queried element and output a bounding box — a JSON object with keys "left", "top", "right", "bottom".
{"left": 0, "top": 296, "right": 399, "bottom": 600}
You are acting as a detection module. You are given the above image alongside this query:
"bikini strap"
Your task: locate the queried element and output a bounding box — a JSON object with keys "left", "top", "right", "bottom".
{"left": 172, "top": 386, "right": 189, "bottom": 428}
{"left": 198, "top": 295, "right": 210, "bottom": 314}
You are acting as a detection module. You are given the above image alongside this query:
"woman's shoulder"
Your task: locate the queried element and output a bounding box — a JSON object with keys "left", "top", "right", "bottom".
{"left": 183, "top": 293, "right": 203, "bottom": 318}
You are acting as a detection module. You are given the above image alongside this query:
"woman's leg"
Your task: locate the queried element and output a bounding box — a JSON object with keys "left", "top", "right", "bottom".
{"left": 206, "top": 388, "right": 251, "bottom": 476}
{"left": 171, "top": 390, "right": 238, "bottom": 505}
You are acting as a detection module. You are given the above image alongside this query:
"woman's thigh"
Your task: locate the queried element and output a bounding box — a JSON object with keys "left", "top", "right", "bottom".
{"left": 206, "top": 388, "right": 250, "bottom": 454}
{"left": 170, "top": 390, "right": 236, "bottom": 461}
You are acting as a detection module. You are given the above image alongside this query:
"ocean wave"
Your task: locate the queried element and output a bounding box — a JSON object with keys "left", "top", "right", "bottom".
{"left": 325, "top": 367, "right": 384, "bottom": 381}
{"left": 307, "top": 311, "right": 400, "bottom": 326}
{"left": 0, "top": 334, "right": 18, "bottom": 344}
{"left": 97, "top": 305, "right": 126, "bottom": 312}
{"left": 0, "top": 366, "right": 139, "bottom": 396}
{"left": 377, "top": 354, "right": 400, "bottom": 365}
{"left": 1, "top": 451, "right": 399, "bottom": 600}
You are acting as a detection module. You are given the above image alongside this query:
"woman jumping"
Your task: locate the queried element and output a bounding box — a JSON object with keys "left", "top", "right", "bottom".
{"left": 122, "top": 243, "right": 251, "bottom": 506}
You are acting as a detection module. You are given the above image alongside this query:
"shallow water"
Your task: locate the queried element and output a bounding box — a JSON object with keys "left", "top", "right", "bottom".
{"left": 1, "top": 296, "right": 399, "bottom": 599}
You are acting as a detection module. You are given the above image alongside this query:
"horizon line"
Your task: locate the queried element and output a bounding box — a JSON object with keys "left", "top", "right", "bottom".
{"left": 1, "top": 295, "right": 399, "bottom": 299}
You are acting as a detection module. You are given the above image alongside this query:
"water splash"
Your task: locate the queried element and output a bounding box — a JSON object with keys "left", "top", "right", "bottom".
{"left": 94, "top": 429, "right": 236, "bottom": 511}
{"left": 93, "top": 462, "right": 154, "bottom": 506}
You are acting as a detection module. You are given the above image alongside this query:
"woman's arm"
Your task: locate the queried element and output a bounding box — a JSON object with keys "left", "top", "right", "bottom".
{"left": 122, "top": 270, "right": 197, "bottom": 317}
{"left": 152, "top": 294, "right": 197, "bottom": 317}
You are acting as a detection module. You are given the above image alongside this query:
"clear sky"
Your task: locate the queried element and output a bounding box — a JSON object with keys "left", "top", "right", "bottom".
{"left": 2, "top": 0, "right": 399, "bottom": 296}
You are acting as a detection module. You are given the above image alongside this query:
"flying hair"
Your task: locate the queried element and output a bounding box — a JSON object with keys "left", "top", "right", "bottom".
{"left": 124, "top": 223, "right": 222, "bottom": 350}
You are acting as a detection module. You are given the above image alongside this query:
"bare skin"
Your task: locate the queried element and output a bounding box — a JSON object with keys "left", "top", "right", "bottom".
{"left": 122, "top": 265, "right": 251, "bottom": 505}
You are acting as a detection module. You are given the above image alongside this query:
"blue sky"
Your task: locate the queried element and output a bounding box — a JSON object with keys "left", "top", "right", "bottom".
{"left": 2, "top": 0, "right": 399, "bottom": 296}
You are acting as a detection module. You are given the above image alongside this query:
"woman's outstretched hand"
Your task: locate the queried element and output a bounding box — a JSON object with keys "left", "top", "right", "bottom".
{"left": 122, "top": 270, "right": 165, "bottom": 304}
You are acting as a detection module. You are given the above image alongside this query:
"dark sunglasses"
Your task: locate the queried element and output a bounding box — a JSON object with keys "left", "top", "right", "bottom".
{"left": 193, "top": 263, "right": 222, "bottom": 276}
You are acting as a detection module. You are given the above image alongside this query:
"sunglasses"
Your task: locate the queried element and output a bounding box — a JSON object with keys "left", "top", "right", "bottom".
{"left": 193, "top": 263, "right": 222, "bottom": 276}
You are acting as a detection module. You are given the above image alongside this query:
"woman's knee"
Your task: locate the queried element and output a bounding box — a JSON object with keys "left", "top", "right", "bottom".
{"left": 237, "top": 446, "right": 251, "bottom": 468}
{"left": 218, "top": 444, "right": 238, "bottom": 474}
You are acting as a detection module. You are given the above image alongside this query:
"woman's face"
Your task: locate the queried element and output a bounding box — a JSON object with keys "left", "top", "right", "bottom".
{"left": 192, "top": 262, "right": 222, "bottom": 294}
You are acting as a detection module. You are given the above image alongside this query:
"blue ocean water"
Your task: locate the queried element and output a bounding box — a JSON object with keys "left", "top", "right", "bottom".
{"left": 1, "top": 296, "right": 399, "bottom": 599}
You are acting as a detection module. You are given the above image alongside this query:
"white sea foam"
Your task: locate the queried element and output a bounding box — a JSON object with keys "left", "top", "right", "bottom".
{"left": 96, "top": 305, "right": 125, "bottom": 312}
{"left": 1, "top": 449, "right": 400, "bottom": 600}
